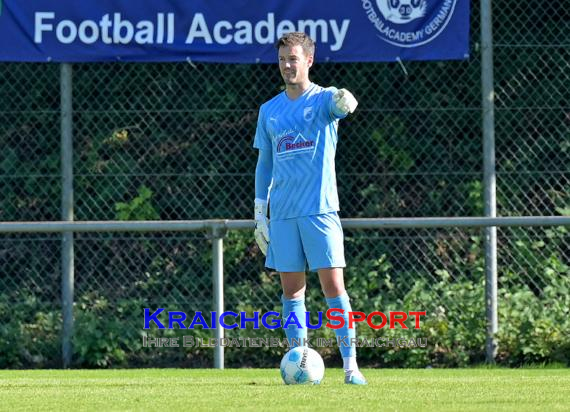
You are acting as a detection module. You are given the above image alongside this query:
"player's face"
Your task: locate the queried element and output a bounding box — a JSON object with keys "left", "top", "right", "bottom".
{"left": 278, "top": 45, "right": 313, "bottom": 86}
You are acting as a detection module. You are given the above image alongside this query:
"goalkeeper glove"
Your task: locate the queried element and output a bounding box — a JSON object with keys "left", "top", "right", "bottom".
{"left": 254, "top": 198, "right": 270, "bottom": 256}
{"left": 333, "top": 88, "right": 358, "bottom": 115}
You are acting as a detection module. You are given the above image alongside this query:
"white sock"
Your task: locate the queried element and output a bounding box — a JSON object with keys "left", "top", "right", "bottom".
{"left": 343, "top": 356, "right": 358, "bottom": 371}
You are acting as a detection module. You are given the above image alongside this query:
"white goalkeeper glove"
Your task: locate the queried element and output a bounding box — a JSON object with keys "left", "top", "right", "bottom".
{"left": 254, "top": 198, "right": 270, "bottom": 256}
{"left": 333, "top": 88, "right": 358, "bottom": 115}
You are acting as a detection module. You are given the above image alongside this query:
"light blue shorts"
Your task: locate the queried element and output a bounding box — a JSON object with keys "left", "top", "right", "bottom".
{"left": 266, "top": 212, "right": 346, "bottom": 272}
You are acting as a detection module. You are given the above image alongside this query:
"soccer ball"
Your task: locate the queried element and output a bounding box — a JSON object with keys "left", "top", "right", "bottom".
{"left": 280, "top": 346, "right": 325, "bottom": 385}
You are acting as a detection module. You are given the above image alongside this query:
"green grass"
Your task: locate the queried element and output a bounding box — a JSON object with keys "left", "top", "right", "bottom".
{"left": 1, "top": 369, "right": 569, "bottom": 412}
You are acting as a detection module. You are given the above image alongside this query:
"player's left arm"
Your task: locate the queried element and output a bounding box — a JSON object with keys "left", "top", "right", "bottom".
{"left": 331, "top": 88, "right": 358, "bottom": 118}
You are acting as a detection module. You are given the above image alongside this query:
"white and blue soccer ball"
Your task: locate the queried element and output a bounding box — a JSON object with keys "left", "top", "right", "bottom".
{"left": 280, "top": 346, "right": 325, "bottom": 385}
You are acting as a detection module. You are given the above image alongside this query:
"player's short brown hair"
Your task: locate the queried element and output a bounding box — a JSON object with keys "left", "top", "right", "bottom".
{"left": 275, "top": 32, "right": 315, "bottom": 57}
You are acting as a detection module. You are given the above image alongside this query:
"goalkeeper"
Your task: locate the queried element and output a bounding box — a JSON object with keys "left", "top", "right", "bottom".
{"left": 253, "top": 32, "right": 366, "bottom": 385}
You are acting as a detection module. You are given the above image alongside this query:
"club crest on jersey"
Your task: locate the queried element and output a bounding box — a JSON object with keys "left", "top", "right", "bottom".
{"left": 303, "top": 106, "right": 314, "bottom": 122}
{"left": 361, "top": 0, "right": 458, "bottom": 48}
{"left": 276, "top": 131, "right": 315, "bottom": 159}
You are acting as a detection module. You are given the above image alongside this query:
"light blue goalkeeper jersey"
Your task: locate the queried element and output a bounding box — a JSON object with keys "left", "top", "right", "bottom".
{"left": 253, "top": 83, "right": 346, "bottom": 221}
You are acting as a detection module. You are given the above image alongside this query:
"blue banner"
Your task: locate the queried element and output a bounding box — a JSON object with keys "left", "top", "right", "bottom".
{"left": 0, "top": 0, "right": 469, "bottom": 63}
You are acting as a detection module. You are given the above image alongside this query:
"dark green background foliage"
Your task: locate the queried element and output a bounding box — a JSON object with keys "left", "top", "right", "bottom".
{"left": 0, "top": 1, "right": 569, "bottom": 368}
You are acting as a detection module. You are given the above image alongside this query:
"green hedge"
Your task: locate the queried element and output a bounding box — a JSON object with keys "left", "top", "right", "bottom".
{"left": 2, "top": 228, "right": 568, "bottom": 369}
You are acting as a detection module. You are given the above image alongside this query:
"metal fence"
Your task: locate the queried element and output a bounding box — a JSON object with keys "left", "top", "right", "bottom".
{"left": 1, "top": 216, "right": 568, "bottom": 369}
{"left": 0, "top": 0, "right": 569, "bottom": 369}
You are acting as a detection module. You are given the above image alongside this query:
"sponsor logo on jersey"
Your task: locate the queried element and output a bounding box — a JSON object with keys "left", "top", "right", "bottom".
{"left": 276, "top": 131, "right": 315, "bottom": 159}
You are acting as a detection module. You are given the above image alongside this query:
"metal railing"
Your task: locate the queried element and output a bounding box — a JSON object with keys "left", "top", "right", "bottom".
{"left": 2, "top": 216, "right": 568, "bottom": 368}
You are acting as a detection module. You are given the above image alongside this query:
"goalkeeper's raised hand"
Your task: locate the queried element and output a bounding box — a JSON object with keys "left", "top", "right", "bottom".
{"left": 333, "top": 88, "right": 358, "bottom": 115}
{"left": 254, "top": 198, "right": 270, "bottom": 255}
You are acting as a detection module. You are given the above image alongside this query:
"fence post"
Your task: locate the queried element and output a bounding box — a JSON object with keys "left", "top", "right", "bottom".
{"left": 212, "top": 224, "right": 225, "bottom": 369}
{"left": 60, "top": 63, "right": 74, "bottom": 368}
{"left": 480, "top": 0, "right": 498, "bottom": 363}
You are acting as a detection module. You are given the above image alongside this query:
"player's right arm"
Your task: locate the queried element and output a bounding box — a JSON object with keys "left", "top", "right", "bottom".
{"left": 254, "top": 149, "right": 272, "bottom": 255}
{"left": 253, "top": 107, "right": 273, "bottom": 255}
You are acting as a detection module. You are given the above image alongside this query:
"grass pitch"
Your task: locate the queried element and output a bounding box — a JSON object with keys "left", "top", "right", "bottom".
{"left": 1, "top": 368, "right": 569, "bottom": 412}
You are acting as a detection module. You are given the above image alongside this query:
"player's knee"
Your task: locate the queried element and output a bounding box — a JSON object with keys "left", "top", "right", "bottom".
{"left": 282, "top": 287, "right": 306, "bottom": 300}
{"left": 321, "top": 286, "right": 346, "bottom": 299}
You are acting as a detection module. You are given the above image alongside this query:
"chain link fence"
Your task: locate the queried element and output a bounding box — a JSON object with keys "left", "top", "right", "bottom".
{"left": 1, "top": 1, "right": 569, "bottom": 368}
